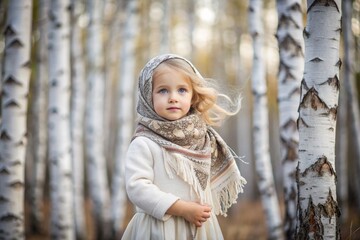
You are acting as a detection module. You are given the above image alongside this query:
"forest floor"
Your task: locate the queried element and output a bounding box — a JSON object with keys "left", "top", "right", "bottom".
{"left": 26, "top": 199, "right": 360, "bottom": 240}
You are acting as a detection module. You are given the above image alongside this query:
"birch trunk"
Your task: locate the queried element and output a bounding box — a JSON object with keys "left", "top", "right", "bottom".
{"left": 160, "top": 0, "right": 170, "bottom": 53}
{"left": 70, "top": 0, "right": 87, "bottom": 239}
{"left": 336, "top": 0, "right": 353, "bottom": 221}
{"left": 296, "top": 0, "right": 341, "bottom": 238}
{"left": 29, "top": 0, "right": 48, "bottom": 234}
{"left": 103, "top": 2, "right": 123, "bottom": 172}
{"left": 0, "top": 1, "right": 32, "bottom": 239}
{"left": 48, "top": 0, "right": 74, "bottom": 238}
{"left": 111, "top": 0, "right": 139, "bottom": 237}
{"left": 248, "top": 0, "right": 284, "bottom": 239}
{"left": 336, "top": 72, "right": 348, "bottom": 221}
{"left": 86, "top": 0, "right": 111, "bottom": 238}
{"left": 276, "top": 0, "right": 303, "bottom": 238}
{"left": 0, "top": 1, "right": 7, "bottom": 94}
{"left": 187, "top": 0, "right": 195, "bottom": 60}
{"left": 342, "top": 0, "right": 360, "bottom": 211}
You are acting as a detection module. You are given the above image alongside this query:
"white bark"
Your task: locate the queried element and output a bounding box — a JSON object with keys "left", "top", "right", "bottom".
{"left": 86, "top": 0, "right": 111, "bottom": 238}
{"left": 48, "top": 0, "right": 74, "bottom": 238}
{"left": 296, "top": 0, "right": 341, "bottom": 239}
{"left": 103, "top": 2, "right": 123, "bottom": 172}
{"left": 0, "top": 1, "right": 32, "bottom": 239}
{"left": 187, "top": 0, "right": 195, "bottom": 60}
{"left": 111, "top": 0, "right": 139, "bottom": 237}
{"left": 0, "top": 1, "right": 6, "bottom": 94}
{"left": 276, "top": 0, "right": 303, "bottom": 238}
{"left": 248, "top": 0, "right": 284, "bottom": 239}
{"left": 29, "top": 0, "right": 49, "bottom": 234}
{"left": 70, "top": 0, "right": 87, "bottom": 239}
{"left": 160, "top": 0, "right": 170, "bottom": 53}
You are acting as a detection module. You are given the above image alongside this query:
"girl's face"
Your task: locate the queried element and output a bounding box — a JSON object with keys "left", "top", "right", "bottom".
{"left": 152, "top": 64, "right": 193, "bottom": 121}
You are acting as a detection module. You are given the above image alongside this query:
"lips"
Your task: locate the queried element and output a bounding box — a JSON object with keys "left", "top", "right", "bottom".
{"left": 167, "top": 107, "right": 181, "bottom": 110}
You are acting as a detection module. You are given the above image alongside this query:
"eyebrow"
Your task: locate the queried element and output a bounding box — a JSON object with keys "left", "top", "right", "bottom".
{"left": 154, "top": 83, "right": 191, "bottom": 89}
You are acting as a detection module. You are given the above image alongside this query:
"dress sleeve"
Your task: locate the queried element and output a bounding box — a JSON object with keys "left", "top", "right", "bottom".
{"left": 125, "top": 137, "right": 180, "bottom": 221}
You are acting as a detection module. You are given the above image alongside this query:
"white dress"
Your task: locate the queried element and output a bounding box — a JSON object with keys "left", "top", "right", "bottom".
{"left": 121, "top": 136, "right": 224, "bottom": 240}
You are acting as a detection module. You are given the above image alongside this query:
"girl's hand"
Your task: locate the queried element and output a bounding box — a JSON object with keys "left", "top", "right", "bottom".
{"left": 166, "top": 200, "right": 212, "bottom": 227}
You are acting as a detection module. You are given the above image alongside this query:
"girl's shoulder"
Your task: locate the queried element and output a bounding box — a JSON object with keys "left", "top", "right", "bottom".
{"left": 130, "top": 136, "right": 163, "bottom": 151}
{"left": 128, "top": 136, "right": 165, "bottom": 161}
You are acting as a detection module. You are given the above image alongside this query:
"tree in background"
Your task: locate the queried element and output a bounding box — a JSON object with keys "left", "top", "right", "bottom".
{"left": 248, "top": 0, "right": 284, "bottom": 239}
{"left": 0, "top": 1, "right": 33, "bottom": 239}
{"left": 70, "top": 0, "right": 87, "bottom": 238}
{"left": 47, "top": 0, "right": 74, "bottom": 238}
{"left": 111, "top": 0, "right": 140, "bottom": 237}
{"left": 342, "top": 0, "right": 360, "bottom": 213}
{"left": 28, "top": 0, "right": 49, "bottom": 235}
{"left": 85, "top": 0, "right": 111, "bottom": 238}
{"left": 336, "top": 0, "right": 352, "bottom": 222}
{"left": 276, "top": 0, "right": 304, "bottom": 238}
{"left": 296, "top": 0, "right": 341, "bottom": 238}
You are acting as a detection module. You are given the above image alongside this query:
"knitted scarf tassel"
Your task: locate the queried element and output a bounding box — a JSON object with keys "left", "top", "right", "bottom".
{"left": 162, "top": 148, "right": 247, "bottom": 217}
{"left": 210, "top": 160, "right": 247, "bottom": 216}
{"left": 162, "top": 150, "right": 209, "bottom": 203}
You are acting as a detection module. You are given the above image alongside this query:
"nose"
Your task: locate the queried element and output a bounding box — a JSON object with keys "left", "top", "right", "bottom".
{"left": 168, "top": 92, "right": 178, "bottom": 103}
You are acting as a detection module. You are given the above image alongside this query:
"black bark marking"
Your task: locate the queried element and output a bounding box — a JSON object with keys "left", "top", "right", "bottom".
{"left": 335, "top": 58, "right": 342, "bottom": 69}
{"left": 22, "top": 60, "right": 31, "bottom": 68}
{"left": 278, "top": 15, "right": 301, "bottom": 30}
{"left": 0, "top": 196, "right": 10, "bottom": 203}
{"left": 0, "top": 130, "right": 11, "bottom": 141}
{"left": 307, "top": 0, "right": 340, "bottom": 13}
{"left": 297, "top": 117, "right": 309, "bottom": 128}
{"left": 310, "top": 57, "right": 323, "bottom": 62}
{"left": 0, "top": 167, "right": 10, "bottom": 175}
{"left": 301, "top": 156, "right": 336, "bottom": 177}
{"left": 296, "top": 196, "right": 324, "bottom": 239}
{"left": 289, "top": 2, "right": 302, "bottom": 13}
{"left": 51, "top": 79, "right": 58, "bottom": 87}
{"left": 8, "top": 39, "right": 24, "bottom": 48}
{"left": 4, "top": 25, "right": 15, "bottom": 36}
{"left": 0, "top": 213, "right": 21, "bottom": 222}
{"left": 4, "top": 75, "right": 22, "bottom": 86}
{"left": 319, "top": 75, "right": 340, "bottom": 90}
{"left": 319, "top": 189, "right": 340, "bottom": 219}
{"left": 4, "top": 100, "right": 21, "bottom": 108}
{"left": 303, "top": 28, "right": 310, "bottom": 38}
{"left": 301, "top": 78, "right": 309, "bottom": 91}
{"left": 9, "top": 180, "right": 24, "bottom": 189}
{"left": 300, "top": 87, "right": 327, "bottom": 111}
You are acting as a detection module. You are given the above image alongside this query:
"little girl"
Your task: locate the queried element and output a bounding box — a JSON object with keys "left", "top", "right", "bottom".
{"left": 122, "top": 54, "right": 246, "bottom": 240}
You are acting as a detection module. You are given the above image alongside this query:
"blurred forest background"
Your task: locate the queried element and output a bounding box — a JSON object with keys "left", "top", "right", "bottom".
{"left": 0, "top": 0, "right": 360, "bottom": 239}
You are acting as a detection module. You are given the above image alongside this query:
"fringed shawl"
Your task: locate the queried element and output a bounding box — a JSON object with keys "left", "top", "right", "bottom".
{"left": 134, "top": 54, "right": 246, "bottom": 216}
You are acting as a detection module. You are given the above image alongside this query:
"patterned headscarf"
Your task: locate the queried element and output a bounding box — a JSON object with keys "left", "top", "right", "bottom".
{"left": 134, "top": 54, "right": 246, "bottom": 216}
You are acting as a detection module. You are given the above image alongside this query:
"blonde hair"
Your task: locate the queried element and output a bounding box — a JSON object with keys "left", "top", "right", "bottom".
{"left": 154, "top": 58, "right": 241, "bottom": 126}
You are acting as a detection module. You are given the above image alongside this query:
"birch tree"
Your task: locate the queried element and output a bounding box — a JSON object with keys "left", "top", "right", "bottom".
{"left": 48, "top": 0, "right": 74, "bottom": 238}
{"left": 0, "top": 1, "right": 7, "bottom": 93}
{"left": 70, "top": 0, "right": 87, "bottom": 238}
{"left": 296, "top": 0, "right": 341, "bottom": 238}
{"left": 336, "top": 0, "right": 353, "bottom": 221}
{"left": 248, "top": 0, "right": 284, "bottom": 239}
{"left": 86, "top": 0, "right": 111, "bottom": 238}
{"left": 276, "top": 0, "right": 303, "bottom": 238}
{"left": 342, "top": 0, "right": 360, "bottom": 211}
{"left": 160, "top": 0, "right": 171, "bottom": 53}
{"left": 0, "top": 1, "right": 32, "bottom": 238}
{"left": 111, "top": 0, "right": 139, "bottom": 237}
{"left": 29, "top": 0, "right": 49, "bottom": 234}
{"left": 187, "top": 0, "right": 195, "bottom": 60}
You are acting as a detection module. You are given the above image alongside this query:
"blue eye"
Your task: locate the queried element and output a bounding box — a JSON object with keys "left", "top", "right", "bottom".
{"left": 178, "top": 88, "right": 187, "bottom": 94}
{"left": 158, "top": 88, "right": 168, "bottom": 94}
